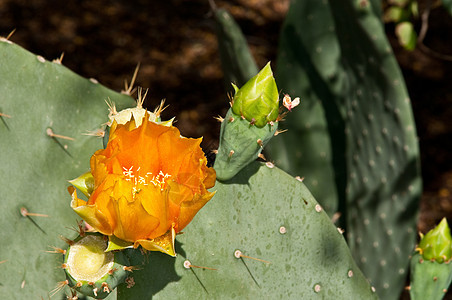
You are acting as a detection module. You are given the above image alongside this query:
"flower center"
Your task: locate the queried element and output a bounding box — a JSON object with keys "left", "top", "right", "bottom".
{"left": 122, "top": 166, "right": 171, "bottom": 197}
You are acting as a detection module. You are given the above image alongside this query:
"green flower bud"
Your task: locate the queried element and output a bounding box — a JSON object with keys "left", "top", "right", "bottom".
{"left": 231, "top": 62, "right": 279, "bottom": 128}
{"left": 418, "top": 218, "right": 452, "bottom": 263}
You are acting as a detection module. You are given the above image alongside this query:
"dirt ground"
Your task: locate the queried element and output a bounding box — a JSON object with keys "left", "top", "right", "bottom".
{"left": 1, "top": 0, "right": 452, "bottom": 294}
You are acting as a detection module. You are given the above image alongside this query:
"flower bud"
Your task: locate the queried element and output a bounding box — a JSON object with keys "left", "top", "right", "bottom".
{"left": 418, "top": 218, "right": 452, "bottom": 263}
{"left": 231, "top": 62, "right": 279, "bottom": 128}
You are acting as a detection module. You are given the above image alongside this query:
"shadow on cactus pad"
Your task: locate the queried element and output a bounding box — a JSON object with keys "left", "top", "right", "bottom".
{"left": 118, "top": 161, "right": 377, "bottom": 298}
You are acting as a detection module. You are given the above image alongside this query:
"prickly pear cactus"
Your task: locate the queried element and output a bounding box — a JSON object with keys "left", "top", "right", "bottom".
{"left": 0, "top": 39, "right": 134, "bottom": 298}
{"left": 118, "top": 161, "right": 378, "bottom": 299}
{"left": 116, "top": 63, "right": 376, "bottom": 299}
{"left": 212, "top": 4, "right": 340, "bottom": 216}
{"left": 214, "top": 63, "right": 279, "bottom": 181}
{"left": 410, "top": 218, "right": 452, "bottom": 300}
{"left": 213, "top": 5, "right": 422, "bottom": 296}
{"left": 212, "top": 5, "right": 258, "bottom": 90}
{"left": 0, "top": 35, "right": 378, "bottom": 299}
{"left": 268, "top": 1, "right": 422, "bottom": 298}
{"left": 268, "top": 4, "right": 343, "bottom": 218}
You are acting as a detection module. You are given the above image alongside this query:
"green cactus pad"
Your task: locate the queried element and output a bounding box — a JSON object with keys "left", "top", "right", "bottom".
{"left": 213, "top": 7, "right": 258, "bottom": 91}
{"left": 0, "top": 40, "right": 134, "bottom": 298}
{"left": 231, "top": 62, "right": 279, "bottom": 128}
{"left": 410, "top": 253, "right": 452, "bottom": 300}
{"left": 418, "top": 218, "right": 452, "bottom": 263}
{"left": 214, "top": 108, "right": 277, "bottom": 181}
{"left": 64, "top": 233, "right": 130, "bottom": 299}
{"left": 117, "top": 162, "right": 377, "bottom": 299}
{"left": 268, "top": 0, "right": 422, "bottom": 298}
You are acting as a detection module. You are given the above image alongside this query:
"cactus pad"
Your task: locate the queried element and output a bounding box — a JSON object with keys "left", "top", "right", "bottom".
{"left": 118, "top": 162, "right": 377, "bottom": 299}
{"left": 410, "top": 253, "right": 452, "bottom": 300}
{"left": 270, "top": 0, "right": 422, "bottom": 298}
{"left": 0, "top": 40, "right": 134, "bottom": 298}
{"left": 213, "top": 7, "right": 258, "bottom": 90}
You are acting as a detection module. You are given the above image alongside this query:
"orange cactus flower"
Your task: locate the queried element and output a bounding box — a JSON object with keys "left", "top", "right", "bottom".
{"left": 69, "top": 115, "right": 216, "bottom": 256}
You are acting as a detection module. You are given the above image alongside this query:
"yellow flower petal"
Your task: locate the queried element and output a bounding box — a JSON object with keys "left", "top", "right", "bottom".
{"left": 178, "top": 191, "right": 216, "bottom": 231}
{"left": 69, "top": 186, "right": 113, "bottom": 235}
{"left": 112, "top": 179, "right": 161, "bottom": 241}
{"left": 136, "top": 226, "right": 176, "bottom": 257}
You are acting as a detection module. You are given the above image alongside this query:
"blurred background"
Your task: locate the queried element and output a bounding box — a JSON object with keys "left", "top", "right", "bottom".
{"left": 0, "top": 0, "right": 450, "bottom": 235}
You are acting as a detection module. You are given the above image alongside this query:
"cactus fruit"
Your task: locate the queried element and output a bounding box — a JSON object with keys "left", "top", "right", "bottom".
{"left": 0, "top": 39, "right": 134, "bottom": 298}
{"left": 63, "top": 233, "right": 130, "bottom": 299}
{"left": 118, "top": 161, "right": 378, "bottom": 299}
{"left": 214, "top": 63, "right": 280, "bottom": 181}
{"left": 410, "top": 218, "right": 452, "bottom": 300}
